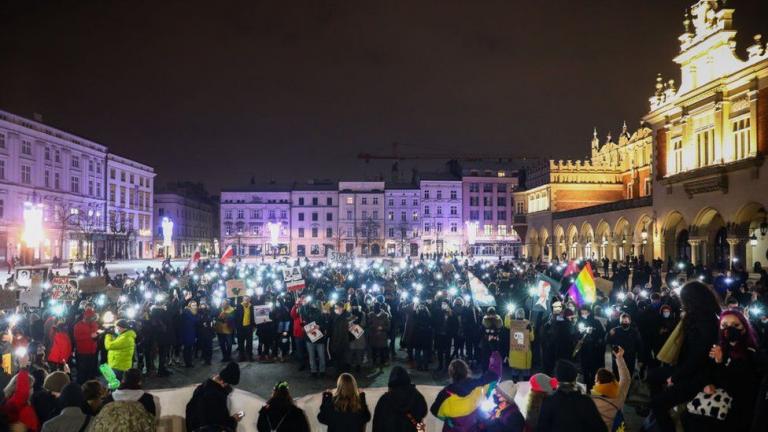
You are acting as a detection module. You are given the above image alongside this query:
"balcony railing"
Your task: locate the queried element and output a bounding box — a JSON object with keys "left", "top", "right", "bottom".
{"left": 552, "top": 195, "right": 652, "bottom": 220}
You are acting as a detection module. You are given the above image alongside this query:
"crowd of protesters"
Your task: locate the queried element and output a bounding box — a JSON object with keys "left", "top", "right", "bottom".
{"left": 0, "top": 251, "right": 765, "bottom": 431}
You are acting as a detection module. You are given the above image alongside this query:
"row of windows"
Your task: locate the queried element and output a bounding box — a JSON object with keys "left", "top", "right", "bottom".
{"left": 297, "top": 212, "right": 333, "bottom": 222}
{"left": 423, "top": 205, "right": 458, "bottom": 216}
{"left": 467, "top": 183, "right": 508, "bottom": 193}
{"left": 423, "top": 222, "right": 459, "bottom": 233}
{"left": 670, "top": 117, "right": 754, "bottom": 175}
{"left": 387, "top": 211, "right": 419, "bottom": 221}
{"left": 468, "top": 210, "right": 510, "bottom": 220}
{"left": 423, "top": 190, "right": 459, "bottom": 199}
{"left": 109, "top": 168, "right": 151, "bottom": 188}
{"left": 469, "top": 196, "right": 508, "bottom": 207}
{"left": 296, "top": 197, "right": 334, "bottom": 206}
{"left": 224, "top": 209, "right": 288, "bottom": 220}
{"left": 298, "top": 227, "right": 334, "bottom": 238}
{"left": 387, "top": 197, "right": 418, "bottom": 207}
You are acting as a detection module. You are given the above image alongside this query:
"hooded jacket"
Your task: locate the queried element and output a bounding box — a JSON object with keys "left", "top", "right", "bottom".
{"left": 104, "top": 329, "right": 136, "bottom": 372}
{"left": 186, "top": 378, "right": 236, "bottom": 432}
{"left": 257, "top": 402, "right": 310, "bottom": 432}
{"left": 104, "top": 388, "right": 156, "bottom": 416}
{"left": 591, "top": 354, "right": 630, "bottom": 431}
{"left": 372, "top": 369, "right": 428, "bottom": 432}
{"left": 73, "top": 312, "right": 99, "bottom": 355}
{"left": 430, "top": 352, "right": 502, "bottom": 432}
{"left": 47, "top": 328, "right": 72, "bottom": 364}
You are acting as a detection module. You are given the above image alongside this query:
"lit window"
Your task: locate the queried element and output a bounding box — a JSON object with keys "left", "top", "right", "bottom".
{"left": 732, "top": 117, "right": 752, "bottom": 161}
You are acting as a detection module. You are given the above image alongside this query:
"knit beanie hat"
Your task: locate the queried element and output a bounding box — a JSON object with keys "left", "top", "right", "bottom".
{"left": 496, "top": 380, "right": 518, "bottom": 402}
{"left": 219, "top": 361, "right": 240, "bottom": 386}
{"left": 388, "top": 366, "right": 411, "bottom": 388}
{"left": 43, "top": 371, "right": 71, "bottom": 393}
{"left": 554, "top": 359, "right": 579, "bottom": 383}
{"left": 529, "top": 373, "right": 558, "bottom": 394}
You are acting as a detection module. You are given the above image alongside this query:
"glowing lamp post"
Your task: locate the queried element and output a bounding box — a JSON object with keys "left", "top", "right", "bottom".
{"left": 161, "top": 217, "right": 174, "bottom": 258}
{"left": 21, "top": 202, "right": 45, "bottom": 264}
{"left": 465, "top": 221, "right": 478, "bottom": 256}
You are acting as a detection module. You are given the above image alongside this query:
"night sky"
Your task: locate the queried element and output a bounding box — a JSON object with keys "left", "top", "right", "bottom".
{"left": 1, "top": 0, "right": 766, "bottom": 193}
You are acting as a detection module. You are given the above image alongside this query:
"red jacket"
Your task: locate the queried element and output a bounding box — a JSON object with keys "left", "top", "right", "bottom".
{"left": 290, "top": 304, "right": 304, "bottom": 338}
{"left": 47, "top": 330, "right": 72, "bottom": 364}
{"left": 0, "top": 369, "right": 40, "bottom": 431}
{"left": 73, "top": 319, "right": 99, "bottom": 355}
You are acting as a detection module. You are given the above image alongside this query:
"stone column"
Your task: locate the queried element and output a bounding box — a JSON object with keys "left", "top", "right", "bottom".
{"left": 689, "top": 239, "right": 701, "bottom": 265}
{"left": 727, "top": 237, "right": 743, "bottom": 270}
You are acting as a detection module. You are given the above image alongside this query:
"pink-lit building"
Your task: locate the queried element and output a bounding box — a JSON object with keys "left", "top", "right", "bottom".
{"left": 462, "top": 165, "right": 522, "bottom": 257}
{"left": 220, "top": 185, "right": 291, "bottom": 257}
{"left": 384, "top": 183, "right": 420, "bottom": 257}
{"left": 290, "top": 181, "right": 338, "bottom": 258}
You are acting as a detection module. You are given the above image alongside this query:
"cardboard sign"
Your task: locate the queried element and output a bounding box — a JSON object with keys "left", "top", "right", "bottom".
{"left": 349, "top": 323, "right": 364, "bottom": 339}
{"left": 177, "top": 275, "right": 190, "bottom": 289}
{"left": 0, "top": 290, "right": 17, "bottom": 309}
{"left": 303, "top": 321, "right": 324, "bottom": 343}
{"left": 78, "top": 276, "right": 107, "bottom": 294}
{"left": 50, "top": 276, "right": 79, "bottom": 301}
{"left": 286, "top": 279, "right": 306, "bottom": 292}
{"left": 282, "top": 266, "right": 303, "bottom": 282}
{"left": 226, "top": 279, "right": 245, "bottom": 298}
{"left": 509, "top": 319, "right": 531, "bottom": 352}
{"left": 253, "top": 305, "right": 272, "bottom": 325}
{"left": 15, "top": 267, "right": 48, "bottom": 290}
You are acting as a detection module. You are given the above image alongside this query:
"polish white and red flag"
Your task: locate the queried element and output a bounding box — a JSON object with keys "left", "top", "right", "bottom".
{"left": 185, "top": 247, "right": 201, "bottom": 272}
{"left": 219, "top": 245, "right": 234, "bottom": 266}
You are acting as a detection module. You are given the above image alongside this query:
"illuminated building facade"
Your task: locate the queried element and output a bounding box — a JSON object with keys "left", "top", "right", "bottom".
{"left": 106, "top": 154, "right": 155, "bottom": 259}
{"left": 154, "top": 191, "right": 216, "bottom": 258}
{"left": 384, "top": 183, "right": 420, "bottom": 257}
{"left": 461, "top": 165, "right": 522, "bottom": 257}
{"left": 419, "top": 174, "right": 463, "bottom": 255}
{"left": 220, "top": 185, "right": 292, "bottom": 257}
{"left": 0, "top": 109, "right": 154, "bottom": 264}
{"left": 645, "top": 0, "right": 768, "bottom": 270}
{"left": 338, "top": 181, "right": 386, "bottom": 257}
{"left": 290, "top": 181, "right": 339, "bottom": 258}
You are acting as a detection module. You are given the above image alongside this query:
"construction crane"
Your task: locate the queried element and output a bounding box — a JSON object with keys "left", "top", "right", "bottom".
{"left": 357, "top": 142, "right": 544, "bottom": 163}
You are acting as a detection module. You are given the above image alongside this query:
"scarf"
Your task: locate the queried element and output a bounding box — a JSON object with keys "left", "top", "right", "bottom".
{"left": 591, "top": 381, "right": 619, "bottom": 399}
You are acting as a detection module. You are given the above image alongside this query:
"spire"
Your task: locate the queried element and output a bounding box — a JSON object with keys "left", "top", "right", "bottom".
{"left": 622, "top": 120, "right": 628, "bottom": 135}
{"left": 591, "top": 127, "right": 599, "bottom": 151}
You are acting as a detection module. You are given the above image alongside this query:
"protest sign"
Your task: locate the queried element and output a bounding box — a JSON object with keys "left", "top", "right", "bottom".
{"left": 78, "top": 276, "right": 107, "bottom": 294}
{"left": 253, "top": 305, "right": 272, "bottom": 325}
{"left": 283, "top": 266, "right": 305, "bottom": 292}
{"left": 226, "top": 279, "right": 245, "bottom": 298}
{"left": 509, "top": 319, "right": 531, "bottom": 352}
{"left": 303, "top": 321, "right": 324, "bottom": 343}
{"left": 50, "top": 277, "right": 79, "bottom": 301}
{"left": 349, "top": 324, "right": 364, "bottom": 339}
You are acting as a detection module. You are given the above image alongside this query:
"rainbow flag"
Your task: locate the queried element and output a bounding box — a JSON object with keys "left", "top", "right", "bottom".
{"left": 567, "top": 262, "right": 597, "bottom": 306}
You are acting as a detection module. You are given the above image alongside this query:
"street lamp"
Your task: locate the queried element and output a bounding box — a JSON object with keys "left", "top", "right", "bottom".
{"left": 161, "top": 217, "right": 174, "bottom": 258}
{"left": 750, "top": 232, "right": 758, "bottom": 246}
{"left": 641, "top": 226, "right": 648, "bottom": 240}
{"left": 267, "top": 222, "right": 281, "bottom": 258}
{"left": 22, "top": 202, "right": 45, "bottom": 263}
{"left": 761, "top": 217, "right": 768, "bottom": 236}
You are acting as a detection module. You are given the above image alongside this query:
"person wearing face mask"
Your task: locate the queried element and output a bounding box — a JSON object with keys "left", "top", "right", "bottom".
{"left": 368, "top": 302, "right": 391, "bottom": 370}
{"left": 235, "top": 295, "right": 256, "bottom": 362}
{"left": 104, "top": 320, "right": 136, "bottom": 381}
{"left": 505, "top": 307, "right": 534, "bottom": 382}
{"left": 575, "top": 305, "right": 606, "bottom": 392}
{"left": 329, "top": 303, "right": 352, "bottom": 374}
{"left": 606, "top": 313, "right": 641, "bottom": 377}
{"left": 682, "top": 310, "right": 760, "bottom": 430}
{"left": 433, "top": 300, "right": 451, "bottom": 372}
{"left": 196, "top": 301, "right": 215, "bottom": 366}
{"left": 180, "top": 300, "right": 200, "bottom": 368}
{"left": 480, "top": 307, "right": 503, "bottom": 374}
{"left": 540, "top": 300, "right": 576, "bottom": 376}
{"left": 652, "top": 305, "right": 678, "bottom": 365}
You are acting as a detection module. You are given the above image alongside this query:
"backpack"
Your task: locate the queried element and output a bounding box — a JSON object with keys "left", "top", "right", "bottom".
{"left": 592, "top": 396, "right": 626, "bottom": 432}
{"left": 89, "top": 400, "right": 155, "bottom": 432}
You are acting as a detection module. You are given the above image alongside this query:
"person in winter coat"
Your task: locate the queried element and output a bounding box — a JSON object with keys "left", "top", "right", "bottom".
{"left": 47, "top": 322, "right": 72, "bottom": 370}
{"left": 647, "top": 281, "right": 720, "bottom": 432}
{"left": 81, "top": 380, "right": 107, "bottom": 416}
{"left": 372, "top": 366, "right": 427, "bottom": 432}
{"left": 329, "top": 304, "right": 352, "bottom": 373}
{"left": 349, "top": 305, "right": 367, "bottom": 372}
{"left": 180, "top": 300, "right": 200, "bottom": 367}
{"left": 575, "top": 305, "right": 606, "bottom": 392}
{"left": 368, "top": 303, "right": 391, "bottom": 369}
{"left": 318, "top": 373, "right": 371, "bottom": 432}
{"left": 234, "top": 296, "right": 256, "bottom": 361}
{"left": 482, "top": 380, "right": 525, "bottom": 432}
{"left": 300, "top": 297, "right": 329, "bottom": 377}
{"left": 73, "top": 308, "right": 100, "bottom": 384}
{"left": 430, "top": 352, "right": 502, "bottom": 432}
{"left": 606, "top": 312, "right": 641, "bottom": 377}
{"left": 30, "top": 367, "right": 57, "bottom": 425}
{"left": 149, "top": 304, "right": 173, "bottom": 377}
{"left": 256, "top": 381, "right": 310, "bottom": 432}
{"left": 540, "top": 301, "right": 575, "bottom": 375}
{"left": 196, "top": 302, "right": 215, "bottom": 365}
{"left": 524, "top": 373, "right": 557, "bottom": 431}
{"left": 412, "top": 303, "right": 433, "bottom": 371}
{"left": 102, "top": 368, "right": 155, "bottom": 415}
{"left": 505, "top": 308, "right": 534, "bottom": 382}
{"left": 215, "top": 300, "right": 235, "bottom": 362}
{"left": 682, "top": 310, "right": 761, "bottom": 431}
{"left": 432, "top": 300, "right": 451, "bottom": 372}
{"left": 290, "top": 297, "right": 308, "bottom": 370}
{"left": 449, "top": 299, "right": 465, "bottom": 360}
{"left": 480, "top": 307, "right": 503, "bottom": 373}
{"left": 590, "top": 346, "right": 630, "bottom": 432}
{"left": 272, "top": 297, "right": 293, "bottom": 362}
{"left": 2, "top": 368, "right": 40, "bottom": 431}
{"left": 537, "top": 360, "right": 607, "bottom": 432}
{"left": 41, "top": 382, "right": 89, "bottom": 432}
{"left": 104, "top": 320, "right": 137, "bottom": 380}
{"left": 185, "top": 361, "right": 242, "bottom": 431}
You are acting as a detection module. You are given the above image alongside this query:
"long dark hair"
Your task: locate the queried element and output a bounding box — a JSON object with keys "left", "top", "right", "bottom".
{"left": 266, "top": 381, "right": 294, "bottom": 410}
{"left": 679, "top": 281, "right": 721, "bottom": 333}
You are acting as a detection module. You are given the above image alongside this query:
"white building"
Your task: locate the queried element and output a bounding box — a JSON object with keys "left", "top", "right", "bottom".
{"left": 338, "top": 181, "right": 386, "bottom": 256}
{"left": 154, "top": 192, "right": 216, "bottom": 258}
{"left": 220, "top": 185, "right": 291, "bottom": 257}
{"left": 290, "top": 181, "right": 338, "bottom": 258}
{"left": 419, "top": 174, "right": 463, "bottom": 255}
{"left": 106, "top": 154, "right": 155, "bottom": 259}
{"left": 0, "top": 109, "right": 155, "bottom": 264}
{"left": 384, "top": 183, "right": 420, "bottom": 257}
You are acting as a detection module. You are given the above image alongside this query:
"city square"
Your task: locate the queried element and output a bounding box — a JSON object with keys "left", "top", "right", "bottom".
{"left": 1, "top": 1, "right": 768, "bottom": 431}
